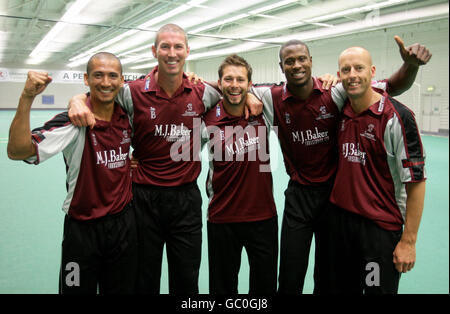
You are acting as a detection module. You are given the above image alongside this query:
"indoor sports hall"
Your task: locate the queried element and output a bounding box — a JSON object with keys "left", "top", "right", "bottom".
{"left": 0, "top": 0, "right": 448, "bottom": 294}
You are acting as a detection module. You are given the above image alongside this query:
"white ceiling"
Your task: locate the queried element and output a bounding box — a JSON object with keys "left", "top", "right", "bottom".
{"left": 0, "top": 0, "right": 448, "bottom": 72}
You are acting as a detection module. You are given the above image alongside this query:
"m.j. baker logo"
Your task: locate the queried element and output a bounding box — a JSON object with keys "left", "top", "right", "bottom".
{"left": 155, "top": 123, "right": 191, "bottom": 142}
{"left": 96, "top": 147, "right": 128, "bottom": 169}
{"left": 224, "top": 132, "right": 261, "bottom": 158}
{"left": 292, "top": 127, "right": 329, "bottom": 146}
{"left": 342, "top": 142, "right": 367, "bottom": 165}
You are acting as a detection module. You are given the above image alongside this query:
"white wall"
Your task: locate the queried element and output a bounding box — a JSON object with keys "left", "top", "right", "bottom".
{"left": 0, "top": 71, "right": 145, "bottom": 110}
{"left": 0, "top": 82, "right": 88, "bottom": 110}
{"left": 189, "top": 18, "right": 449, "bottom": 135}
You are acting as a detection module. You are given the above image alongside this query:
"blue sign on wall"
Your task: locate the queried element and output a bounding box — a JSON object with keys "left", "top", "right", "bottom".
{"left": 42, "top": 95, "right": 54, "bottom": 105}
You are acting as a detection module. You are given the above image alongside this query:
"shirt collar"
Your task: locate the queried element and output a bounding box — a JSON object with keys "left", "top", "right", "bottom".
{"left": 342, "top": 88, "right": 387, "bottom": 118}
{"left": 282, "top": 77, "right": 324, "bottom": 101}
{"left": 141, "top": 66, "right": 193, "bottom": 96}
{"left": 86, "top": 97, "right": 127, "bottom": 129}
{"left": 214, "top": 100, "right": 245, "bottom": 122}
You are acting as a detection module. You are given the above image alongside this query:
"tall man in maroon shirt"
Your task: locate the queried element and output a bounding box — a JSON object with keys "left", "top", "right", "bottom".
{"left": 325, "top": 46, "right": 426, "bottom": 294}
{"left": 7, "top": 53, "right": 137, "bottom": 294}
{"left": 114, "top": 24, "right": 220, "bottom": 294}
{"left": 251, "top": 36, "right": 431, "bottom": 293}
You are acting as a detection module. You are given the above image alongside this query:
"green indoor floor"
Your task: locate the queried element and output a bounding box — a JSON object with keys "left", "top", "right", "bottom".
{"left": 0, "top": 110, "right": 448, "bottom": 294}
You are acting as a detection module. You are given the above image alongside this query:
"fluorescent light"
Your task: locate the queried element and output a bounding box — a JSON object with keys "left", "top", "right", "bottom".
{"left": 121, "top": 53, "right": 154, "bottom": 65}
{"left": 265, "top": 2, "right": 449, "bottom": 43}
{"left": 29, "top": 0, "right": 91, "bottom": 58}
{"left": 26, "top": 57, "right": 48, "bottom": 65}
{"left": 140, "top": 0, "right": 208, "bottom": 29}
{"left": 67, "top": 56, "right": 91, "bottom": 68}
{"left": 117, "top": 44, "right": 153, "bottom": 58}
{"left": 240, "top": 0, "right": 411, "bottom": 40}
{"left": 29, "top": 23, "right": 66, "bottom": 58}
{"left": 130, "top": 61, "right": 158, "bottom": 70}
{"left": 188, "top": 41, "right": 265, "bottom": 60}
{"left": 68, "top": 0, "right": 207, "bottom": 68}
{"left": 190, "top": 14, "right": 249, "bottom": 34}
{"left": 189, "top": 0, "right": 299, "bottom": 35}
{"left": 255, "top": 14, "right": 284, "bottom": 20}
{"left": 243, "top": 21, "right": 305, "bottom": 38}
{"left": 68, "top": 29, "right": 139, "bottom": 65}
{"left": 305, "top": 0, "right": 410, "bottom": 23}
{"left": 248, "top": 0, "right": 297, "bottom": 15}
{"left": 189, "top": 39, "right": 233, "bottom": 50}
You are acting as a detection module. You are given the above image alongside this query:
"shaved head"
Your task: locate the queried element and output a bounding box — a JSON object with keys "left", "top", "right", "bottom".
{"left": 87, "top": 52, "right": 122, "bottom": 75}
{"left": 338, "top": 46, "right": 373, "bottom": 67}
{"left": 338, "top": 46, "right": 376, "bottom": 102}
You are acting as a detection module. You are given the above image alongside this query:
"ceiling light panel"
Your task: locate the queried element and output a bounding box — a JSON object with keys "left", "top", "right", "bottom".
{"left": 114, "top": 0, "right": 269, "bottom": 55}
{"left": 1, "top": 0, "right": 447, "bottom": 71}
{"left": 161, "top": 0, "right": 268, "bottom": 30}
{"left": 28, "top": 0, "right": 159, "bottom": 65}
{"left": 67, "top": 0, "right": 208, "bottom": 67}
{"left": 264, "top": 2, "right": 449, "bottom": 43}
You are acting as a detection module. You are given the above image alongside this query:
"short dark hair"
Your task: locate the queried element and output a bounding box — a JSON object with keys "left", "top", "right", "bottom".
{"left": 86, "top": 52, "right": 122, "bottom": 75}
{"left": 218, "top": 54, "right": 253, "bottom": 81}
{"left": 154, "top": 23, "right": 188, "bottom": 48}
{"left": 279, "top": 40, "right": 310, "bottom": 62}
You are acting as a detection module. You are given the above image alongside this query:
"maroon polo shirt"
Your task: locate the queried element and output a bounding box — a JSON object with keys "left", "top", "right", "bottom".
{"left": 257, "top": 78, "right": 341, "bottom": 186}
{"left": 124, "top": 67, "right": 220, "bottom": 186}
{"left": 202, "top": 101, "right": 277, "bottom": 223}
{"left": 27, "top": 99, "right": 133, "bottom": 220}
{"left": 330, "top": 89, "right": 426, "bottom": 230}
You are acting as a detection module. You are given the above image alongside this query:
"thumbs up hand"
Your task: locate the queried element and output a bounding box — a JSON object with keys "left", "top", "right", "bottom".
{"left": 394, "top": 35, "right": 432, "bottom": 66}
